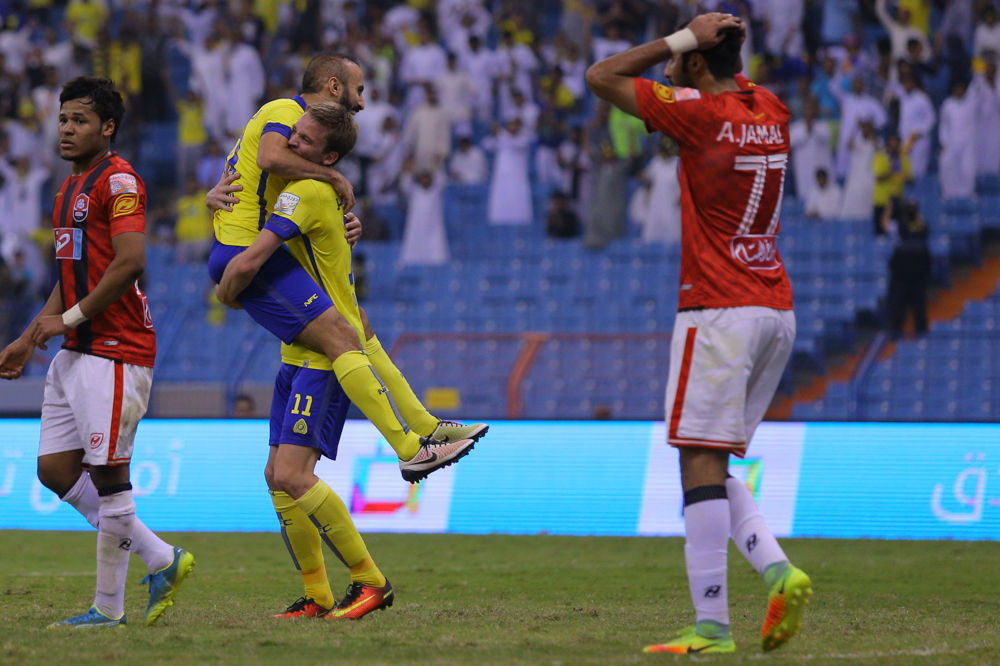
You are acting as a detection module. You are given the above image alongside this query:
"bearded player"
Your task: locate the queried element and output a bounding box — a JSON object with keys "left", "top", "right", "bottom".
{"left": 587, "top": 14, "right": 812, "bottom": 654}
{"left": 0, "top": 77, "right": 194, "bottom": 628}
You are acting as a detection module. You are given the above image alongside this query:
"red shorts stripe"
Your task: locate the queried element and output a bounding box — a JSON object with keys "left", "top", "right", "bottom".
{"left": 107, "top": 361, "right": 124, "bottom": 462}
{"left": 668, "top": 438, "right": 749, "bottom": 459}
{"left": 669, "top": 327, "right": 698, "bottom": 440}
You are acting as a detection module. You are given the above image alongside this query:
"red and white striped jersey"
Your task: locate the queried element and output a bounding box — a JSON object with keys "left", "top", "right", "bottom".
{"left": 53, "top": 152, "right": 156, "bottom": 367}
{"left": 634, "top": 75, "right": 793, "bottom": 311}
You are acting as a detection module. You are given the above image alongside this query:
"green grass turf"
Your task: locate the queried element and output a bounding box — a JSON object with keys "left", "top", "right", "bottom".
{"left": 1, "top": 532, "right": 998, "bottom": 665}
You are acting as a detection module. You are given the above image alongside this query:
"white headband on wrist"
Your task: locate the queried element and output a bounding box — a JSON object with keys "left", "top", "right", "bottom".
{"left": 663, "top": 28, "right": 698, "bottom": 55}
{"left": 62, "top": 303, "right": 88, "bottom": 329}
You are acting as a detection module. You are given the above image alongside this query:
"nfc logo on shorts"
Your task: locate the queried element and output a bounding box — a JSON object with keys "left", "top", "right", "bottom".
{"left": 730, "top": 234, "right": 781, "bottom": 271}
{"left": 89, "top": 433, "right": 104, "bottom": 449}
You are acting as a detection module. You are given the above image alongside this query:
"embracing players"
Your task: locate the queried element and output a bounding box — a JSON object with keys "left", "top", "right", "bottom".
{"left": 207, "top": 53, "right": 486, "bottom": 617}
{"left": 0, "top": 77, "right": 194, "bottom": 628}
{"left": 207, "top": 53, "right": 486, "bottom": 478}
{"left": 216, "top": 102, "right": 395, "bottom": 620}
{"left": 587, "top": 14, "right": 812, "bottom": 654}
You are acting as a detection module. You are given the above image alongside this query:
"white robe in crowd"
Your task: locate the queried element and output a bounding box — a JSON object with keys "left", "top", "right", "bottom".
{"left": 898, "top": 87, "right": 936, "bottom": 179}
{"left": 460, "top": 45, "right": 500, "bottom": 122}
{"left": 0, "top": 161, "right": 49, "bottom": 288}
{"left": 436, "top": 67, "right": 477, "bottom": 129}
{"left": 788, "top": 118, "right": 833, "bottom": 200}
{"left": 225, "top": 42, "right": 265, "bottom": 140}
{"left": 403, "top": 102, "right": 451, "bottom": 173}
{"left": 805, "top": 182, "right": 844, "bottom": 220}
{"left": 353, "top": 99, "right": 397, "bottom": 160}
{"left": 938, "top": 92, "right": 978, "bottom": 199}
{"left": 755, "top": 0, "right": 804, "bottom": 59}
{"left": 835, "top": 93, "right": 887, "bottom": 177}
{"left": 438, "top": 0, "right": 490, "bottom": 55}
{"left": 840, "top": 136, "right": 876, "bottom": 220}
{"left": 557, "top": 55, "right": 588, "bottom": 100}
{"left": 505, "top": 99, "right": 540, "bottom": 137}
{"left": 400, "top": 172, "right": 449, "bottom": 266}
{"left": 368, "top": 129, "right": 406, "bottom": 206}
{"left": 496, "top": 42, "right": 538, "bottom": 101}
{"left": 400, "top": 43, "right": 448, "bottom": 109}
{"left": 591, "top": 37, "right": 631, "bottom": 64}
{"left": 190, "top": 42, "right": 229, "bottom": 142}
{"left": 484, "top": 129, "right": 533, "bottom": 225}
{"left": 381, "top": 4, "right": 420, "bottom": 52}
{"left": 449, "top": 145, "right": 488, "bottom": 184}
{"left": 972, "top": 73, "right": 1000, "bottom": 175}
{"left": 638, "top": 154, "right": 681, "bottom": 245}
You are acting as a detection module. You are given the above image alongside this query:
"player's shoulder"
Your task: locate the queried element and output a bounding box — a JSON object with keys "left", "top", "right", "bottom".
{"left": 97, "top": 155, "right": 143, "bottom": 195}
{"left": 274, "top": 179, "right": 328, "bottom": 217}
{"left": 255, "top": 96, "right": 307, "bottom": 121}
{"left": 740, "top": 81, "right": 791, "bottom": 121}
{"left": 640, "top": 78, "right": 710, "bottom": 106}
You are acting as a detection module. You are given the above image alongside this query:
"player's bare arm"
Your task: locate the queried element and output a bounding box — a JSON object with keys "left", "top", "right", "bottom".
{"left": 258, "top": 132, "right": 356, "bottom": 213}
{"left": 30, "top": 231, "right": 147, "bottom": 350}
{"left": 0, "top": 284, "right": 62, "bottom": 379}
{"left": 215, "top": 228, "right": 286, "bottom": 307}
{"left": 345, "top": 212, "right": 361, "bottom": 249}
{"left": 585, "top": 12, "right": 743, "bottom": 118}
{"left": 206, "top": 171, "right": 243, "bottom": 212}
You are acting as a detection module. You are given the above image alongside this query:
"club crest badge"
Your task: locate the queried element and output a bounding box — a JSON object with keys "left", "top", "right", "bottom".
{"left": 73, "top": 193, "right": 90, "bottom": 223}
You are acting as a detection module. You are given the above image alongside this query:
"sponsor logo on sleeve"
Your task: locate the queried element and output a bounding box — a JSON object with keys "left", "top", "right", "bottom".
{"left": 73, "top": 193, "right": 90, "bottom": 223}
{"left": 112, "top": 194, "right": 140, "bottom": 218}
{"left": 54, "top": 228, "right": 83, "bottom": 260}
{"left": 274, "top": 192, "right": 301, "bottom": 216}
{"left": 674, "top": 87, "right": 702, "bottom": 101}
{"left": 652, "top": 82, "right": 675, "bottom": 103}
{"left": 109, "top": 173, "right": 138, "bottom": 195}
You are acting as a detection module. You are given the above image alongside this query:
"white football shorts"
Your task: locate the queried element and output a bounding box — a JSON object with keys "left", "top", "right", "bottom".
{"left": 39, "top": 349, "right": 153, "bottom": 466}
{"left": 664, "top": 306, "right": 795, "bottom": 458}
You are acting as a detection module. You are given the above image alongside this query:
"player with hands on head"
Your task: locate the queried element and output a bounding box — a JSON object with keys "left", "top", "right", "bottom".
{"left": 587, "top": 13, "right": 812, "bottom": 655}
{"left": 0, "top": 76, "right": 194, "bottom": 629}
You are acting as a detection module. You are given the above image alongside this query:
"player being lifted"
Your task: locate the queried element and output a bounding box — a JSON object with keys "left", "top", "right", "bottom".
{"left": 0, "top": 77, "right": 194, "bottom": 628}
{"left": 206, "top": 52, "right": 486, "bottom": 481}
{"left": 587, "top": 14, "right": 812, "bottom": 654}
{"left": 217, "top": 102, "right": 396, "bottom": 620}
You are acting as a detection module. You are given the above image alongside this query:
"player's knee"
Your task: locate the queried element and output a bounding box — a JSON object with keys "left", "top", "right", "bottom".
{"left": 263, "top": 461, "right": 278, "bottom": 491}
{"left": 272, "top": 463, "right": 311, "bottom": 499}
{"left": 36, "top": 460, "right": 77, "bottom": 498}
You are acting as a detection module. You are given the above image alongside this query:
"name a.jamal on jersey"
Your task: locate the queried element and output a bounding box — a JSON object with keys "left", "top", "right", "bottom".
{"left": 716, "top": 121, "right": 784, "bottom": 147}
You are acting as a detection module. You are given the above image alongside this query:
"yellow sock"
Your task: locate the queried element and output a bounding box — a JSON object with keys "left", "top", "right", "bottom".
{"left": 333, "top": 350, "right": 422, "bottom": 460}
{"left": 270, "top": 491, "right": 334, "bottom": 607}
{"left": 349, "top": 553, "right": 387, "bottom": 587}
{"left": 301, "top": 566, "right": 335, "bottom": 609}
{"left": 295, "top": 479, "right": 385, "bottom": 586}
{"left": 364, "top": 335, "right": 439, "bottom": 438}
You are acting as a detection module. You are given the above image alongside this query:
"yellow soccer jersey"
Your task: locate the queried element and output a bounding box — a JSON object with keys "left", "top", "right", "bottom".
{"left": 214, "top": 95, "right": 308, "bottom": 246}
{"left": 262, "top": 178, "right": 362, "bottom": 371}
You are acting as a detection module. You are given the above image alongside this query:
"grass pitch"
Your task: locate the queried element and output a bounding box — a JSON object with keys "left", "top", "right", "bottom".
{"left": 1, "top": 531, "right": 998, "bottom": 665}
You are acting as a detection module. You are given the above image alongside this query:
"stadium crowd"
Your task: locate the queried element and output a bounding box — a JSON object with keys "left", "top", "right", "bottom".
{"left": 0, "top": 0, "right": 999, "bottom": 335}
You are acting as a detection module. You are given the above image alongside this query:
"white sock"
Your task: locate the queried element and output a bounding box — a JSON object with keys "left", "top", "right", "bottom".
{"left": 94, "top": 488, "right": 136, "bottom": 619}
{"left": 63, "top": 473, "right": 174, "bottom": 574}
{"left": 683, "top": 488, "right": 731, "bottom": 628}
{"left": 726, "top": 476, "right": 788, "bottom": 577}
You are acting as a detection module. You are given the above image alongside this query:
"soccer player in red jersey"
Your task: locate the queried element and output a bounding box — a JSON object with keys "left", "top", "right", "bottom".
{"left": 587, "top": 14, "right": 812, "bottom": 654}
{"left": 0, "top": 77, "right": 194, "bottom": 628}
